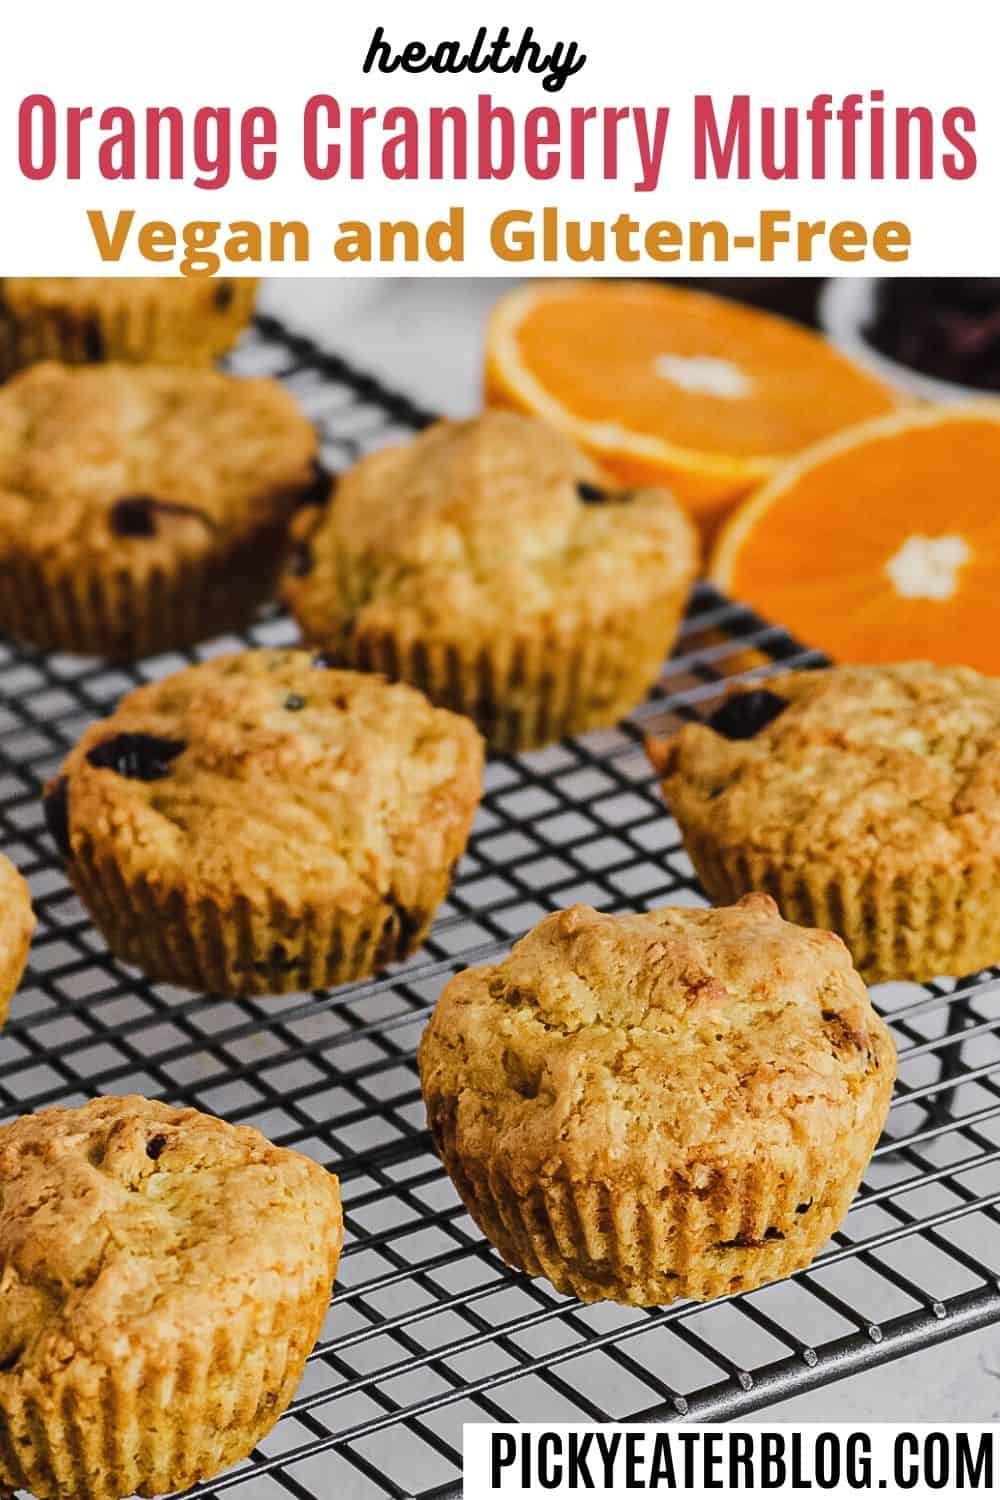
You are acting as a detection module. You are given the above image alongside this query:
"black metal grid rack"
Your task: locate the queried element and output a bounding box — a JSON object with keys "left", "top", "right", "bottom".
{"left": 2, "top": 312, "right": 1000, "bottom": 1500}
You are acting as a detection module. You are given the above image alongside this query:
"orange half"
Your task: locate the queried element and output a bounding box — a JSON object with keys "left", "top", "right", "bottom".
{"left": 484, "top": 282, "right": 897, "bottom": 535}
{"left": 712, "top": 405, "right": 1000, "bottom": 673}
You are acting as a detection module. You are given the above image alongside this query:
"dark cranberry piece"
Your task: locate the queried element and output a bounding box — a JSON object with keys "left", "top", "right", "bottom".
{"left": 293, "top": 460, "right": 335, "bottom": 511}
{"left": 287, "top": 540, "right": 314, "bottom": 577}
{"left": 577, "top": 480, "right": 633, "bottom": 505}
{"left": 109, "top": 497, "right": 215, "bottom": 539}
{"left": 146, "top": 1134, "right": 167, "bottom": 1160}
{"left": 43, "top": 777, "right": 72, "bottom": 860}
{"left": 213, "top": 282, "right": 235, "bottom": 312}
{"left": 82, "top": 319, "right": 105, "bottom": 361}
{"left": 284, "top": 693, "right": 306, "bottom": 711}
{"left": 109, "top": 497, "right": 157, "bottom": 538}
{"left": 86, "top": 734, "right": 186, "bottom": 781}
{"left": 577, "top": 481, "right": 608, "bottom": 503}
{"left": 707, "top": 689, "right": 788, "bottom": 741}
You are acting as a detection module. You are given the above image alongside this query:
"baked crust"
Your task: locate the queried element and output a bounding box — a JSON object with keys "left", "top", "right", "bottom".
{"left": 0, "top": 361, "right": 318, "bottom": 656}
{"left": 283, "top": 411, "right": 698, "bottom": 748}
{"left": 651, "top": 663, "right": 1000, "bottom": 981}
{"left": 0, "top": 1094, "right": 342, "bottom": 1500}
{"left": 0, "top": 277, "right": 257, "bottom": 374}
{"left": 419, "top": 893, "right": 895, "bottom": 1305}
{"left": 45, "top": 649, "right": 484, "bottom": 993}
{"left": 0, "top": 853, "right": 33, "bottom": 1033}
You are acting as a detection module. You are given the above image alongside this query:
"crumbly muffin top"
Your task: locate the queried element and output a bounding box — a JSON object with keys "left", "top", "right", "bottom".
{"left": 48, "top": 650, "right": 483, "bottom": 908}
{"left": 0, "top": 362, "right": 318, "bottom": 564}
{"left": 0, "top": 852, "right": 33, "bottom": 971}
{"left": 418, "top": 894, "right": 895, "bottom": 1187}
{"left": 0, "top": 277, "right": 247, "bottom": 313}
{"left": 651, "top": 663, "right": 1000, "bottom": 869}
{"left": 284, "top": 411, "right": 698, "bottom": 643}
{"left": 0, "top": 1096, "right": 341, "bottom": 1383}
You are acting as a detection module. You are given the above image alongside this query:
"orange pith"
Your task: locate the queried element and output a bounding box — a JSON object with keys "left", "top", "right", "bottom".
{"left": 484, "top": 282, "right": 897, "bottom": 532}
{"left": 712, "top": 407, "right": 1000, "bottom": 674}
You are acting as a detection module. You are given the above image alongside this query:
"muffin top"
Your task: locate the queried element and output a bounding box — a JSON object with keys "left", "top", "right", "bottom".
{"left": 651, "top": 662, "right": 1000, "bottom": 870}
{"left": 283, "top": 411, "right": 697, "bottom": 644}
{"left": 418, "top": 893, "right": 895, "bottom": 1188}
{"left": 0, "top": 276, "right": 249, "bottom": 313}
{"left": 0, "top": 1096, "right": 341, "bottom": 1382}
{"left": 0, "top": 362, "right": 319, "bottom": 565}
{"left": 45, "top": 649, "right": 483, "bottom": 908}
{"left": 0, "top": 851, "right": 33, "bottom": 977}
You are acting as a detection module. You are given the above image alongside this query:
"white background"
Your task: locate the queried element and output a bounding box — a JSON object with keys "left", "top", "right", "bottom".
{"left": 1, "top": 0, "right": 998, "bottom": 274}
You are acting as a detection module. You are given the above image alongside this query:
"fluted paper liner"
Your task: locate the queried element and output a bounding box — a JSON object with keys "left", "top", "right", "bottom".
{"left": 0, "top": 523, "right": 290, "bottom": 660}
{"left": 65, "top": 838, "right": 448, "bottom": 996}
{"left": 678, "top": 827, "right": 998, "bottom": 985}
{"left": 329, "top": 587, "right": 690, "bottom": 752}
{"left": 0, "top": 1276, "right": 331, "bottom": 1500}
{"left": 431, "top": 1099, "right": 890, "bottom": 1306}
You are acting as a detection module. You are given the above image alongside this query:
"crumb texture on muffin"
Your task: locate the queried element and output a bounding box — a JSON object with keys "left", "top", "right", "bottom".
{"left": 0, "top": 277, "right": 257, "bottom": 374}
{"left": 284, "top": 410, "right": 698, "bottom": 748}
{"left": 0, "top": 852, "right": 33, "bottom": 1032}
{"left": 0, "top": 1094, "right": 342, "bottom": 1500}
{"left": 0, "top": 361, "right": 317, "bottom": 562}
{"left": 652, "top": 662, "right": 1000, "bottom": 981}
{"left": 48, "top": 650, "right": 483, "bottom": 992}
{"left": 0, "top": 362, "right": 319, "bottom": 656}
{"left": 419, "top": 893, "right": 895, "bottom": 1305}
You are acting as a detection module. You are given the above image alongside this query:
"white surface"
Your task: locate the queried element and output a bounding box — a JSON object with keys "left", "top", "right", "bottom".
{"left": 263, "top": 277, "right": 517, "bottom": 416}
{"left": 264, "top": 276, "right": 999, "bottom": 1422}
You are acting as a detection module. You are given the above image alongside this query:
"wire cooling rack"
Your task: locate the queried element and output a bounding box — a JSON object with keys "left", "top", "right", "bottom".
{"left": 2, "top": 313, "right": 1000, "bottom": 1500}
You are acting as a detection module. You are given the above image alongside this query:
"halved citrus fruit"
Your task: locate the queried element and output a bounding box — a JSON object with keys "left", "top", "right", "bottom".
{"left": 484, "top": 282, "right": 897, "bottom": 535}
{"left": 711, "top": 405, "right": 1000, "bottom": 673}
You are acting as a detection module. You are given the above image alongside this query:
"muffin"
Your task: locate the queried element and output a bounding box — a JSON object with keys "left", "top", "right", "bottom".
{"left": 0, "top": 1094, "right": 342, "bottom": 1500}
{"left": 0, "top": 277, "right": 257, "bottom": 377}
{"left": 419, "top": 894, "right": 895, "bottom": 1306}
{"left": 43, "top": 650, "right": 483, "bottom": 995}
{"left": 0, "top": 853, "right": 33, "bottom": 1032}
{"left": 649, "top": 663, "right": 1000, "bottom": 983}
{"left": 282, "top": 411, "right": 698, "bottom": 750}
{"left": 0, "top": 361, "right": 320, "bottom": 657}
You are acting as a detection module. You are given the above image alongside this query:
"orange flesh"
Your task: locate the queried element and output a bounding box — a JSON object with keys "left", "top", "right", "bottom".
{"left": 724, "top": 418, "right": 1000, "bottom": 673}
{"left": 511, "top": 287, "right": 896, "bottom": 459}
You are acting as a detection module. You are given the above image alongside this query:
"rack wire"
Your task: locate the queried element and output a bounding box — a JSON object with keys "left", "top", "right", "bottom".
{"left": 1, "top": 311, "right": 999, "bottom": 1500}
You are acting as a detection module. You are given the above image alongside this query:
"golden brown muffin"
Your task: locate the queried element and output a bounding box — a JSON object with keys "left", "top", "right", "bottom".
{"left": 419, "top": 894, "right": 895, "bottom": 1306}
{"left": 0, "top": 361, "right": 320, "bottom": 658}
{"left": 0, "top": 1094, "right": 342, "bottom": 1500}
{"left": 282, "top": 411, "right": 698, "bottom": 750}
{"left": 0, "top": 853, "right": 33, "bottom": 1032}
{"left": 0, "top": 277, "right": 257, "bottom": 377}
{"left": 649, "top": 663, "right": 1000, "bottom": 983}
{"left": 43, "top": 649, "right": 483, "bottom": 995}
